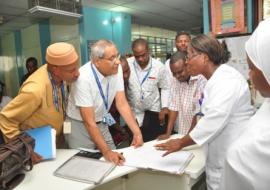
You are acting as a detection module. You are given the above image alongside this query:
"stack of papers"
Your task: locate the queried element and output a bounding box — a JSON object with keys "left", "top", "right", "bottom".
{"left": 122, "top": 145, "right": 194, "bottom": 174}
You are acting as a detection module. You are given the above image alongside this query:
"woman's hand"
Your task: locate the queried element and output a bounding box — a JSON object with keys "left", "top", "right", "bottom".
{"left": 155, "top": 138, "right": 183, "bottom": 156}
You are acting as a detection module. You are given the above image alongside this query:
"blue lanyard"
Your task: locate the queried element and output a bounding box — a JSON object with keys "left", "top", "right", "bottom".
{"left": 48, "top": 72, "right": 65, "bottom": 114}
{"left": 199, "top": 93, "right": 204, "bottom": 106}
{"left": 197, "top": 93, "right": 204, "bottom": 116}
{"left": 133, "top": 58, "right": 152, "bottom": 86}
{"left": 91, "top": 64, "right": 109, "bottom": 110}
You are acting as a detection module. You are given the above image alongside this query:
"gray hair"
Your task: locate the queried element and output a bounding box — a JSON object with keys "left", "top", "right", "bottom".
{"left": 90, "top": 39, "right": 115, "bottom": 60}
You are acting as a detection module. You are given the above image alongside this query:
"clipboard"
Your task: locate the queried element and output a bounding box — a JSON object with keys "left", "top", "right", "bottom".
{"left": 54, "top": 154, "right": 116, "bottom": 184}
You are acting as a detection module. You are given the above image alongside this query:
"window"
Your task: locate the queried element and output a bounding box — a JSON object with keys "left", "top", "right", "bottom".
{"left": 132, "top": 35, "right": 174, "bottom": 63}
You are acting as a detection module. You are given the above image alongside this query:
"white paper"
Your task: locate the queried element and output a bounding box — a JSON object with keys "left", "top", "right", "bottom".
{"left": 122, "top": 145, "right": 194, "bottom": 174}
{"left": 51, "top": 128, "right": 56, "bottom": 158}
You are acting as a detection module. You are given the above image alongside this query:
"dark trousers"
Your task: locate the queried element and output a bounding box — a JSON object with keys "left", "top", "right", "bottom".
{"left": 140, "top": 110, "right": 167, "bottom": 142}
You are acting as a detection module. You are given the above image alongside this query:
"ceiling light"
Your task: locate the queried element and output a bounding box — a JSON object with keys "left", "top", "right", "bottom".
{"left": 102, "top": 20, "right": 109, "bottom": 25}
{"left": 115, "top": 17, "right": 121, "bottom": 22}
{"left": 28, "top": 6, "right": 82, "bottom": 18}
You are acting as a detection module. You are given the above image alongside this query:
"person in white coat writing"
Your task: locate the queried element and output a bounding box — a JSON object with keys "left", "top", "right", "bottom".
{"left": 155, "top": 34, "right": 254, "bottom": 190}
{"left": 221, "top": 18, "right": 270, "bottom": 190}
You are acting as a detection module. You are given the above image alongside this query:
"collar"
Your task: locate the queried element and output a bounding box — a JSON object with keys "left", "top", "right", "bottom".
{"left": 134, "top": 57, "right": 152, "bottom": 72}
{"left": 183, "top": 75, "right": 199, "bottom": 84}
{"left": 189, "top": 75, "right": 200, "bottom": 81}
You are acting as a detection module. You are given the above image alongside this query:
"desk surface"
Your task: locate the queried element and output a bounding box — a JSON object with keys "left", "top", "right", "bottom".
{"left": 16, "top": 135, "right": 205, "bottom": 190}
{"left": 15, "top": 149, "right": 137, "bottom": 190}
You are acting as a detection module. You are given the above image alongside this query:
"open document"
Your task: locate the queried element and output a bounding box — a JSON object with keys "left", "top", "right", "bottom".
{"left": 54, "top": 154, "right": 116, "bottom": 184}
{"left": 122, "top": 145, "right": 194, "bottom": 174}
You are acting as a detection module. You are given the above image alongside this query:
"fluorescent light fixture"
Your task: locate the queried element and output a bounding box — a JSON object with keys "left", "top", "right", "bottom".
{"left": 102, "top": 20, "right": 109, "bottom": 25}
{"left": 28, "top": 6, "right": 82, "bottom": 18}
{"left": 115, "top": 17, "right": 121, "bottom": 22}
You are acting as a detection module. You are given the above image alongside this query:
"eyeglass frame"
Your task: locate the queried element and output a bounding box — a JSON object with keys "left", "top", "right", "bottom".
{"left": 186, "top": 52, "right": 201, "bottom": 61}
{"left": 100, "top": 53, "right": 121, "bottom": 64}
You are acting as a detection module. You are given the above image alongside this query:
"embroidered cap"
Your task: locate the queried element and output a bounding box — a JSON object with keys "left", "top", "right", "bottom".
{"left": 46, "top": 42, "right": 78, "bottom": 66}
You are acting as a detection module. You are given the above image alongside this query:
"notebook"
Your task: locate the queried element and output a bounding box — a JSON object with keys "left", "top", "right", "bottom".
{"left": 26, "top": 125, "right": 56, "bottom": 160}
{"left": 54, "top": 154, "right": 116, "bottom": 184}
{"left": 122, "top": 145, "right": 194, "bottom": 174}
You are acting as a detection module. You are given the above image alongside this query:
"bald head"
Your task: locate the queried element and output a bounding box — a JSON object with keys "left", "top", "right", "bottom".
{"left": 132, "top": 38, "right": 149, "bottom": 50}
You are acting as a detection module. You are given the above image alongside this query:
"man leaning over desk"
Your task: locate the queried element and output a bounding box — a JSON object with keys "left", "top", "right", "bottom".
{"left": 0, "top": 42, "right": 80, "bottom": 163}
{"left": 66, "top": 40, "right": 143, "bottom": 165}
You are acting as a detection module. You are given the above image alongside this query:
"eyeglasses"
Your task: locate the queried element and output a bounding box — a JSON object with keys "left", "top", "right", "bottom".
{"left": 134, "top": 52, "right": 148, "bottom": 59}
{"left": 186, "top": 53, "right": 200, "bottom": 61}
{"left": 101, "top": 54, "right": 121, "bottom": 64}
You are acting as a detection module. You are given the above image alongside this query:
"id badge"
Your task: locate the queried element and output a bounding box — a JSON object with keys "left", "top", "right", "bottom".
{"left": 63, "top": 121, "right": 71, "bottom": 134}
{"left": 102, "top": 113, "right": 116, "bottom": 126}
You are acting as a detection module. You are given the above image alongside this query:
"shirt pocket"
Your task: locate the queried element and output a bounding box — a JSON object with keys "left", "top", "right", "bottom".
{"left": 143, "top": 78, "right": 157, "bottom": 92}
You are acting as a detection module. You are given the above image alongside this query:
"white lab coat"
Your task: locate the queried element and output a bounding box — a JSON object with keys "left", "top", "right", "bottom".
{"left": 189, "top": 64, "right": 254, "bottom": 190}
{"left": 220, "top": 18, "right": 270, "bottom": 190}
{"left": 221, "top": 99, "right": 270, "bottom": 190}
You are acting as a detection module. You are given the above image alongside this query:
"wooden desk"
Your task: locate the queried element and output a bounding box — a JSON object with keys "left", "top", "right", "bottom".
{"left": 16, "top": 136, "right": 205, "bottom": 190}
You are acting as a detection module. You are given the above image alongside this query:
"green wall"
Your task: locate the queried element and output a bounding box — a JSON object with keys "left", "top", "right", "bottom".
{"left": 80, "top": 7, "right": 131, "bottom": 64}
{"left": 21, "top": 24, "right": 42, "bottom": 73}
{"left": 0, "top": 33, "right": 20, "bottom": 97}
{"left": 0, "top": 7, "right": 132, "bottom": 97}
{"left": 50, "top": 17, "right": 81, "bottom": 65}
{"left": 0, "top": 18, "right": 80, "bottom": 97}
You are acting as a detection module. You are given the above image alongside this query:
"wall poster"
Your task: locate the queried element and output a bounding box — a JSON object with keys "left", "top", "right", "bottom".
{"left": 210, "top": 0, "right": 246, "bottom": 36}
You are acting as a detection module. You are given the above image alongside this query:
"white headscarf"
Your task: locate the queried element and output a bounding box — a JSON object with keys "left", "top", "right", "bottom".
{"left": 245, "top": 18, "right": 270, "bottom": 84}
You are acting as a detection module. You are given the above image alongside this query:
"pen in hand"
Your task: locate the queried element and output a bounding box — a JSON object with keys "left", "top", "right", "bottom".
{"left": 118, "top": 152, "right": 125, "bottom": 165}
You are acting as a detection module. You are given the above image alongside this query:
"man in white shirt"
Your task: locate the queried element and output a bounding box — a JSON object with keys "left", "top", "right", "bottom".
{"left": 127, "top": 38, "right": 169, "bottom": 141}
{"left": 66, "top": 40, "right": 143, "bottom": 165}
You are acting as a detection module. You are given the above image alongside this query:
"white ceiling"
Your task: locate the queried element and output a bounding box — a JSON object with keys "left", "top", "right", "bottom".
{"left": 0, "top": 0, "right": 203, "bottom": 37}
{"left": 82, "top": 0, "right": 203, "bottom": 33}
{"left": 0, "top": 0, "right": 39, "bottom": 36}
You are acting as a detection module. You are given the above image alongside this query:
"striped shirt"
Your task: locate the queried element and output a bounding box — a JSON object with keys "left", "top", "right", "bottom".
{"left": 169, "top": 75, "right": 207, "bottom": 135}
